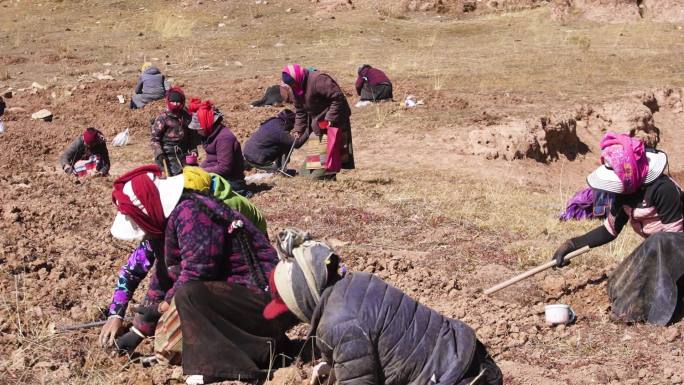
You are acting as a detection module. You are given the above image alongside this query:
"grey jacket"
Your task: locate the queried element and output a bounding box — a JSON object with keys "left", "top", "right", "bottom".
{"left": 309, "top": 273, "right": 478, "bottom": 385}
{"left": 132, "top": 67, "right": 165, "bottom": 108}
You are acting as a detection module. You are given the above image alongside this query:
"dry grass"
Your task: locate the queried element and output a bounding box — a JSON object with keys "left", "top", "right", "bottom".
{"left": 150, "top": 11, "right": 198, "bottom": 40}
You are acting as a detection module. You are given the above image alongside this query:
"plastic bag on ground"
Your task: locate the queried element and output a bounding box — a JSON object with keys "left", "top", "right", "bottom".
{"left": 112, "top": 129, "right": 130, "bottom": 147}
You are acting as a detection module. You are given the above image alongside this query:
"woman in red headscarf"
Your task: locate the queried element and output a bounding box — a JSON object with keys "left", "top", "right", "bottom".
{"left": 150, "top": 86, "right": 201, "bottom": 176}
{"left": 187, "top": 100, "right": 249, "bottom": 196}
{"left": 281, "top": 64, "right": 354, "bottom": 180}
{"left": 58, "top": 127, "right": 110, "bottom": 176}
{"left": 102, "top": 165, "right": 296, "bottom": 384}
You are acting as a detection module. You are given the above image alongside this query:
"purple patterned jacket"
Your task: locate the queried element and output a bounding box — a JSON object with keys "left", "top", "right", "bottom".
{"left": 107, "top": 193, "right": 277, "bottom": 335}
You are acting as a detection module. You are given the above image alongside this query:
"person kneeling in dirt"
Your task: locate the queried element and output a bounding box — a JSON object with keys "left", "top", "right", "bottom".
{"left": 58, "top": 127, "right": 110, "bottom": 177}
{"left": 282, "top": 64, "right": 354, "bottom": 180}
{"left": 189, "top": 100, "right": 250, "bottom": 196}
{"left": 243, "top": 109, "right": 309, "bottom": 172}
{"left": 552, "top": 132, "right": 684, "bottom": 325}
{"left": 130, "top": 62, "right": 166, "bottom": 109}
{"left": 151, "top": 86, "right": 200, "bottom": 176}
{"left": 263, "top": 228, "right": 503, "bottom": 385}
{"left": 250, "top": 83, "right": 294, "bottom": 107}
{"left": 101, "top": 165, "right": 296, "bottom": 384}
{"left": 355, "top": 64, "right": 393, "bottom": 103}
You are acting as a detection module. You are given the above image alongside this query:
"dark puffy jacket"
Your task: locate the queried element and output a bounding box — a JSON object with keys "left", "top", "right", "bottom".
{"left": 58, "top": 134, "right": 110, "bottom": 174}
{"left": 243, "top": 112, "right": 307, "bottom": 165}
{"left": 132, "top": 67, "right": 166, "bottom": 108}
{"left": 201, "top": 123, "right": 245, "bottom": 181}
{"left": 310, "top": 273, "right": 478, "bottom": 385}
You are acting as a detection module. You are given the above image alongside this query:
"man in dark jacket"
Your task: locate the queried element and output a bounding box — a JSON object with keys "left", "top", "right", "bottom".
{"left": 190, "top": 101, "right": 249, "bottom": 196}
{"left": 150, "top": 86, "right": 199, "bottom": 176}
{"left": 59, "top": 127, "right": 111, "bottom": 176}
{"left": 264, "top": 229, "right": 503, "bottom": 385}
{"left": 355, "top": 65, "right": 393, "bottom": 102}
{"left": 131, "top": 63, "right": 166, "bottom": 109}
{"left": 243, "top": 109, "right": 309, "bottom": 171}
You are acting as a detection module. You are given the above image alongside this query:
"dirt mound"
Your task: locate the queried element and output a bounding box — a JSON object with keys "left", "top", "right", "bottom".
{"left": 468, "top": 113, "right": 584, "bottom": 162}
{"left": 552, "top": 0, "right": 684, "bottom": 23}
{"left": 376, "top": 0, "right": 549, "bottom": 16}
{"left": 580, "top": 100, "right": 660, "bottom": 148}
{"left": 575, "top": 86, "right": 684, "bottom": 149}
{"left": 469, "top": 87, "right": 684, "bottom": 162}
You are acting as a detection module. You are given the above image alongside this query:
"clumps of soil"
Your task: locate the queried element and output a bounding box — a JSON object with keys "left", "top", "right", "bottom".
{"left": 577, "top": 99, "right": 660, "bottom": 148}
{"left": 267, "top": 366, "right": 307, "bottom": 385}
{"left": 552, "top": 0, "right": 684, "bottom": 23}
{"left": 312, "top": 0, "right": 355, "bottom": 16}
{"left": 576, "top": 87, "right": 684, "bottom": 148}
{"left": 377, "top": 0, "right": 549, "bottom": 17}
{"left": 468, "top": 86, "right": 684, "bottom": 162}
{"left": 468, "top": 113, "right": 584, "bottom": 162}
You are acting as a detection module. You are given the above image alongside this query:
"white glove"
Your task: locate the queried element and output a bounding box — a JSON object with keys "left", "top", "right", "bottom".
{"left": 310, "top": 362, "right": 335, "bottom": 385}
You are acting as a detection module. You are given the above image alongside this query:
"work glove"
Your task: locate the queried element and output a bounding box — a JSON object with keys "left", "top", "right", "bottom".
{"left": 552, "top": 239, "right": 576, "bottom": 268}
{"left": 114, "top": 330, "right": 143, "bottom": 355}
{"left": 133, "top": 305, "right": 162, "bottom": 324}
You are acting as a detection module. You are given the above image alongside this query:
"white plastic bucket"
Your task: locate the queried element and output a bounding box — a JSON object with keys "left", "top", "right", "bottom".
{"left": 545, "top": 304, "right": 576, "bottom": 326}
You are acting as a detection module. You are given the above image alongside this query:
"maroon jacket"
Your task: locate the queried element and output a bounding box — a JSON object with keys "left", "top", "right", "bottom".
{"left": 201, "top": 123, "right": 245, "bottom": 181}
{"left": 355, "top": 67, "right": 392, "bottom": 95}
{"left": 293, "top": 71, "right": 351, "bottom": 136}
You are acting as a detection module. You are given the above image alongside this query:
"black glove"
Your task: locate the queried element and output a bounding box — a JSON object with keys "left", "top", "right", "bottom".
{"left": 155, "top": 153, "right": 168, "bottom": 165}
{"left": 114, "top": 331, "right": 143, "bottom": 355}
{"left": 552, "top": 239, "right": 576, "bottom": 268}
{"left": 133, "top": 305, "right": 162, "bottom": 324}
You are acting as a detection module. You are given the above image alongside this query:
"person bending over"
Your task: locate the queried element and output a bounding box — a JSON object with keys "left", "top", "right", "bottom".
{"left": 551, "top": 132, "right": 684, "bottom": 325}
{"left": 58, "top": 127, "right": 110, "bottom": 176}
{"left": 264, "top": 228, "right": 503, "bottom": 385}
{"left": 243, "top": 109, "right": 308, "bottom": 172}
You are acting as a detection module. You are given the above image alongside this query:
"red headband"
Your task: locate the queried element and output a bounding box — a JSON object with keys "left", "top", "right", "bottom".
{"left": 197, "top": 101, "right": 215, "bottom": 136}
{"left": 112, "top": 165, "right": 166, "bottom": 238}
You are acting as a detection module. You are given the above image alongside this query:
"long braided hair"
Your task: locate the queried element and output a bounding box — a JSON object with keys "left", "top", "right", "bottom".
{"left": 180, "top": 190, "right": 269, "bottom": 290}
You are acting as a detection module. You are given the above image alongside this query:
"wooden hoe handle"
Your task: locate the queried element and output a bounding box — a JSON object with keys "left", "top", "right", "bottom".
{"left": 483, "top": 246, "right": 591, "bottom": 296}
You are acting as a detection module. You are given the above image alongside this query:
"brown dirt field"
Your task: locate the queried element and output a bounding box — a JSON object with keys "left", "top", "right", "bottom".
{"left": 1, "top": 1, "right": 684, "bottom": 384}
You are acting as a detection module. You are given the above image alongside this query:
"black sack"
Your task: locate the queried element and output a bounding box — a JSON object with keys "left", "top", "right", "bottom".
{"left": 608, "top": 232, "right": 684, "bottom": 325}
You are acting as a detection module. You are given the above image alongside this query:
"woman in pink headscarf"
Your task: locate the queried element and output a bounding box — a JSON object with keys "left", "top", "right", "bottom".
{"left": 551, "top": 132, "right": 684, "bottom": 325}
{"left": 281, "top": 64, "right": 354, "bottom": 180}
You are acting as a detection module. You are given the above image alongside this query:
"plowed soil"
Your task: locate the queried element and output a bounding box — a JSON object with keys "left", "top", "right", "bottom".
{"left": 1, "top": 1, "right": 684, "bottom": 384}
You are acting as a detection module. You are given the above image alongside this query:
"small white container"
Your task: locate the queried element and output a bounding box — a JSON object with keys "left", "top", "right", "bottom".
{"left": 545, "top": 304, "right": 576, "bottom": 326}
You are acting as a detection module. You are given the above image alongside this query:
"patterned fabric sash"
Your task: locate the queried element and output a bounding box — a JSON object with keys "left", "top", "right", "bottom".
{"left": 154, "top": 298, "right": 183, "bottom": 365}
